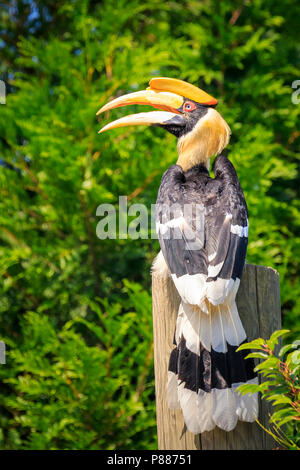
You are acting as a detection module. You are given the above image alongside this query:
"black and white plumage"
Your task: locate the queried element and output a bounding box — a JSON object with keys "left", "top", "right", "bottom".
{"left": 98, "top": 76, "right": 258, "bottom": 435}
{"left": 156, "top": 156, "right": 248, "bottom": 308}
{"left": 154, "top": 156, "right": 258, "bottom": 433}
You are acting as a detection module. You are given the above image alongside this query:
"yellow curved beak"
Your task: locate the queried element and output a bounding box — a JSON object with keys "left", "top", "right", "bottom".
{"left": 98, "top": 111, "right": 183, "bottom": 134}
{"left": 97, "top": 77, "right": 218, "bottom": 134}
{"left": 97, "top": 89, "right": 184, "bottom": 116}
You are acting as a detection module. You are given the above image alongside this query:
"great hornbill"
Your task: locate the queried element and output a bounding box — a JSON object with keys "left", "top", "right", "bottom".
{"left": 97, "top": 77, "right": 258, "bottom": 433}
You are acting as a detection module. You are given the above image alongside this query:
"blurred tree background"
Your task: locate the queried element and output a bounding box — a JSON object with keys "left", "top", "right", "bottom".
{"left": 0, "top": 0, "right": 299, "bottom": 450}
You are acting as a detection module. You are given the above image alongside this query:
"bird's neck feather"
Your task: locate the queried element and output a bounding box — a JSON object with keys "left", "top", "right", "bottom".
{"left": 176, "top": 108, "right": 231, "bottom": 172}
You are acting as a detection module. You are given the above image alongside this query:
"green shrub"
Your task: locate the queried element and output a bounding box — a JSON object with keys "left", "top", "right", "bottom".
{"left": 0, "top": 281, "right": 156, "bottom": 449}
{"left": 237, "top": 330, "right": 300, "bottom": 450}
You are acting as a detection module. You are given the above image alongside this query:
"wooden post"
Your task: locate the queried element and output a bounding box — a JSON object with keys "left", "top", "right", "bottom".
{"left": 152, "top": 264, "right": 281, "bottom": 450}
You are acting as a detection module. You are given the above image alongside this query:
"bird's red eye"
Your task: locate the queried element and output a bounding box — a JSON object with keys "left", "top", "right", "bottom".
{"left": 183, "top": 101, "right": 197, "bottom": 112}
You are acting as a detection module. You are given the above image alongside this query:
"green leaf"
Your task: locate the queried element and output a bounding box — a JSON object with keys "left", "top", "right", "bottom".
{"left": 254, "top": 356, "right": 280, "bottom": 372}
{"left": 267, "top": 329, "right": 290, "bottom": 350}
{"left": 236, "top": 338, "right": 266, "bottom": 352}
{"left": 290, "top": 351, "right": 300, "bottom": 365}
{"left": 245, "top": 352, "right": 269, "bottom": 360}
{"left": 279, "top": 340, "right": 300, "bottom": 358}
{"left": 276, "top": 416, "right": 299, "bottom": 427}
{"left": 271, "top": 408, "right": 296, "bottom": 421}
{"left": 279, "top": 344, "right": 294, "bottom": 357}
{"left": 266, "top": 395, "right": 292, "bottom": 405}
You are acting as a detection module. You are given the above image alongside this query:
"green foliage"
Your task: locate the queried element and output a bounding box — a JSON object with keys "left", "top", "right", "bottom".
{"left": 0, "top": 0, "right": 299, "bottom": 449}
{"left": 237, "top": 330, "right": 300, "bottom": 450}
{"left": 0, "top": 281, "right": 156, "bottom": 449}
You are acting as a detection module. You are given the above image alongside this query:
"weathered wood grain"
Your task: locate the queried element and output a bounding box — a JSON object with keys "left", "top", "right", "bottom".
{"left": 152, "top": 264, "right": 281, "bottom": 450}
